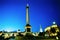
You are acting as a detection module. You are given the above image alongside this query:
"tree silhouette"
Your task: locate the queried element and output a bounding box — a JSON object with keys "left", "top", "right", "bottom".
{"left": 38, "top": 32, "right": 44, "bottom": 36}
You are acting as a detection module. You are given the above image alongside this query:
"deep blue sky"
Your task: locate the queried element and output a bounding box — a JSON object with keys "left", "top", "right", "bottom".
{"left": 0, "top": 0, "right": 60, "bottom": 32}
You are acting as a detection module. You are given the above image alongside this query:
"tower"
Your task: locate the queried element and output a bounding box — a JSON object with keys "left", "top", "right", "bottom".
{"left": 25, "top": 3, "right": 31, "bottom": 32}
{"left": 40, "top": 25, "right": 43, "bottom": 32}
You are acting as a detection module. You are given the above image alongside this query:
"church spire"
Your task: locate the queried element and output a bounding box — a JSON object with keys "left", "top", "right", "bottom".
{"left": 40, "top": 25, "right": 43, "bottom": 32}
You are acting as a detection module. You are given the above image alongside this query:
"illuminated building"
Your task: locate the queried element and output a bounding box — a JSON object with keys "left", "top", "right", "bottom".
{"left": 45, "top": 22, "right": 60, "bottom": 36}
{"left": 25, "top": 3, "right": 31, "bottom": 33}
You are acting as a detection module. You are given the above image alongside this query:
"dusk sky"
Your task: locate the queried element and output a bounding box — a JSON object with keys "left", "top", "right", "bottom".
{"left": 0, "top": 0, "right": 60, "bottom": 32}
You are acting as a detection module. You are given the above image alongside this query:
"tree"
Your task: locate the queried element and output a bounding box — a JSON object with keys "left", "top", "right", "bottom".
{"left": 38, "top": 32, "right": 44, "bottom": 36}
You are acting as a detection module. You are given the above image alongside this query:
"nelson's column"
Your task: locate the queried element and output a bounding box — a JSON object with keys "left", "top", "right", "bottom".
{"left": 25, "top": 3, "right": 31, "bottom": 33}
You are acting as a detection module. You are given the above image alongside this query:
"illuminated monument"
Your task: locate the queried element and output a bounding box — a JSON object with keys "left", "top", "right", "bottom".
{"left": 25, "top": 3, "right": 31, "bottom": 33}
